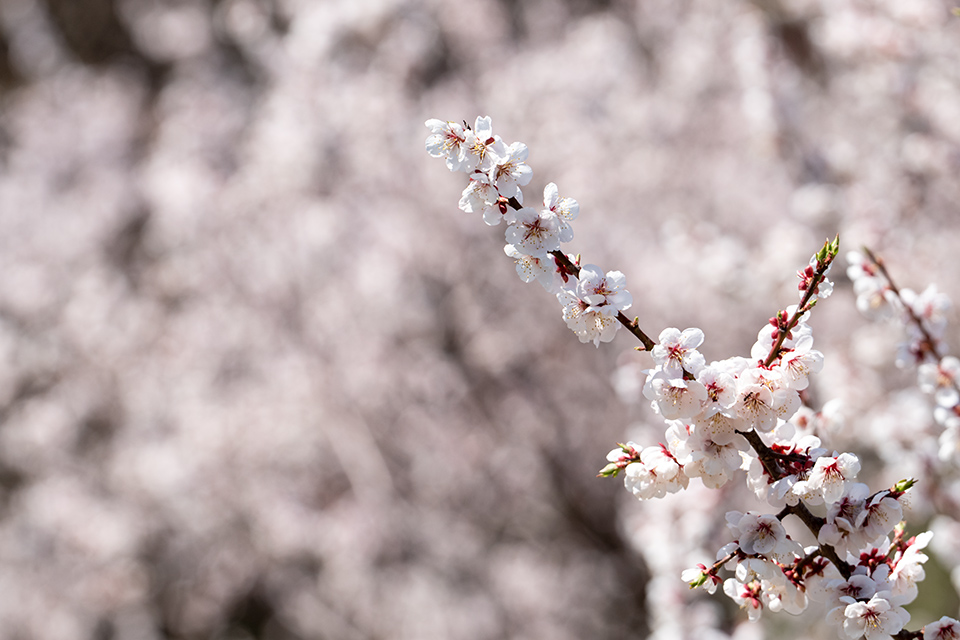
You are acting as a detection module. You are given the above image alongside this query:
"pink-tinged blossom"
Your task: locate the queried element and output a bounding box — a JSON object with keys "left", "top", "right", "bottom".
{"left": 918, "top": 356, "right": 960, "bottom": 408}
{"left": 505, "top": 207, "right": 569, "bottom": 258}
{"left": 726, "top": 511, "right": 799, "bottom": 558}
{"left": 846, "top": 250, "right": 879, "bottom": 282}
{"left": 622, "top": 446, "right": 688, "bottom": 500}
{"left": 556, "top": 289, "right": 619, "bottom": 346}
{"left": 798, "top": 255, "right": 834, "bottom": 301}
{"left": 504, "top": 244, "right": 556, "bottom": 291}
{"left": 888, "top": 530, "right": 933, "bottom": 606}
{"left": 750, "top": 311, "right": 812, "bottom": 362}
{"left": 643, "top": 370, "right": 707, "bottom": 420}
{"left": 542, "top": 182, "right": 579, "bottom": 222}
{"left": 488, "top": 141, "right": 532, "bottom": 198}
{"left": 777, "top": 334, "right": 824, "bottom": 391}
{"left": 823, "top": 574, "right": 879, "bottom": 608}
{"left": 819, "top": 482, "right": 872, "bottom": 558}
{"left": 901, "top": 284, "right": 952, "bottom": 338}
{"left": 696, "top": 364, "right": 738, "bottom": 417}
{"left": 807, "top": 452, "right": 861, "bottom": 504}
{"left": 653, "top": 327, "right": 706, "bottom": 377}
{"left": 459, "top": 174, "right": 509, "bottom": 226}
{"left": 834, "top": 593, "right": 910, "bottom": 640}
{"left": 425, "top": 119, "right": 472, "bottom": 171}
{"left": 895, "top": 324, "right": 930, "bottom": 369}
{"left": 723, "top": 579, "right": 764, "bottom": 622}
{"left": 857, "top": 491, "right": 903, "bottom": 542}
{"left": 853, "top": 275, "right": 898, "bottom": 320}
{"left": 676, "top": 422, "right": 746, "bottom": 489}
{"left": 733, "top": 368, "right": 800, "bottom": 433}
{"left": 923, "top": 617, "right": 960, "bottom": 640}
{"left": 466, "top": 115, "right": 505, "bottom": 173}
{"left": 733, "top": 556, "right": 783, "bottom": 585}
{"left": 762, "top": 576, "right": 808, "bottom": 615}
{"left": 576, "top": 265, "right": 632, "bottom": 316}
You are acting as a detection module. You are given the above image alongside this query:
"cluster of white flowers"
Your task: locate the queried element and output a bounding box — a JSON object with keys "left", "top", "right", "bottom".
{"left": 846, "top": 251, "right": 960, "bottom": 465}
{"left": 426, "top": 117, "right": 632, "bottom": 346}
{"left": 602, "top": 247, "right": 960, "bottom": 637}
{"left": 426, "top": 117, "right": 959, "bottom": 640}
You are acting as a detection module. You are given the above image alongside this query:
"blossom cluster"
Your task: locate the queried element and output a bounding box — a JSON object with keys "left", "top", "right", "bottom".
{"left": 425, "top": 116, "right": 958, "bottom": 640}
{"left": 847, "top": 250, "right": 960, "bottom": 465}
{"left": 426, "top": 117, "right": 633, "bottom": 346}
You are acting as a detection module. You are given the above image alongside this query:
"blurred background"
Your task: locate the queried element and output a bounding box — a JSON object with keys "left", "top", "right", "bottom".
{"left": 0, "top": 0, "right": 958, "bottom": 638}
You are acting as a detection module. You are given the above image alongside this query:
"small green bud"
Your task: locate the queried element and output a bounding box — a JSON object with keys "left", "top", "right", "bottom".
{"left": 598, "top": 462, "right": 622, "bottom": 478}
{"left": 892, "top": 478, "right": 917, "bottom": 493}
{"left": 687, "top": 573, "right": 708, "bottom": 589}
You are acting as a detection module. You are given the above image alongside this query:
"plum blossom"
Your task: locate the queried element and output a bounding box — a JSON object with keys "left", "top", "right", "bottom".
{"left": 726, "top": 511, "right": 800, "bottom": 559}
{"left": 823, "top": 574, "right": 879, "bottom": 608}
{"left": 556, "top": 289, "right": 620, "bottom": 346}
{"left": 466, "top": 115, "right": 505, "bottom": 173}
{"left": 857, "top": 491, "right": 904, "bottom": 542}
{"left": 542, "top": 182, "right": 579, "bottom": 222}
{"left": 777, "top": 334, "right": 825, "bottom": 391}
{"left": 918, "top": 356, "right": 960, "bottom": 408}
{"left": 819, "top": 482, "right": 872, "bottom": 558}
{"left": 888, "top": 531, "right": 933, "bottom": 606}
{"left": 901, "top": 285, "right": 952, "bottom": 338}
{"left": 829, "top": 592, "right": 910, "bottom": 640}
{"left": 762, "top": 576, "right": 808, "bottom": 615}
{"left": 723, "top": 579, "right": 765, "bottom": 622}
{"left": 652, "top": 327, "right": 706, "bottom": 377}
{"left": 674, "top": 422, "right": 746, "bottom": 489}
{"left": 488, "top": 141, "right": 532, "bottom": 198}
{"left": 576, "top": 265, "right": 632, "bottom": 316}
{"left": 696, "top": 363, "right": 738, "bottom": 417}
{"left": 505, "top": 207, "right": 570, "bottom": 258}
{"left": 643, "top": 370, "right": 707, "bottom": 420}
{"left": 924, "top": 617, "right": 960, "bottom": 640}
{"left": 424, "top": 118, "right": 471, "bottom": 171}
{"left": 852, "top": 274, "right": 897, "bottom": 320}
{"left": 751, "top": 316, "right": 815, "bottom": 364}
{"left": 806, "top": 452, "right": 861, "bottom": 504}
{"left": 459, "top": 173, "right": 510, "bottom": 226}
{"left": 622, "top": 445, "right": 688, "bottom": 499}
{"left": 504, "top": 244, "right": 558, "bottom": 291}
{"left": 733, "top": 368, "right": 800, "bottom": 433}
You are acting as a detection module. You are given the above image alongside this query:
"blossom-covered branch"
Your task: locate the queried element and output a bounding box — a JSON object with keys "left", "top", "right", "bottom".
{"left": 425, "top": 115, "right": 956, "bottom": 640}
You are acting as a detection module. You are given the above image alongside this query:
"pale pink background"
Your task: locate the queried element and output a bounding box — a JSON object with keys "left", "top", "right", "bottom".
{"left": 0, "top": 0, "right": 958, "bottom": 638}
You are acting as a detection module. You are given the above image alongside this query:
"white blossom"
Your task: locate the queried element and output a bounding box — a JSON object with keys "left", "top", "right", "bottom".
{"left": 542, "top": 182, "right": 579, "bottom": 222}
{"left": 424, "top": 118, "right": 471, "bottom": 171}
{"left": 643, "top": 369, "right": 707, "bottom": 420}
{"left": 923, "top": 617, "right": 960, "bottom": 640}
{"left": 918, "top": 356, "right": 960, "bottom": 408}
{"left": 653, "top": 327, "right": 706, "bottom": 377}
{"left": 806, "top": 452, "right": 861, "bottom": 504}
{"left": 466, "top": 115, "right": 505, "bottom": 173}
{"left": 505, "top": 207, "right": 569, "bottom": 258}
{"left": 622, "top": 446, "right": 688, "bottom": 499}
{"left": 488, "top": 141, "right": 532, "bottom": 198}
{"left": 833, "top": 592, "right": 909, "bottom": 640}
{"left": 557, "top": 289, "right": 620, "bottom": 346}
{"left": 856, "top": 491, "right": 903, "bottom": 542}
{"left": 576, "top": 265, "right": 632, "bottom": 316}
{"left": 777, "top": 334, "right": 824, "bottom": 391}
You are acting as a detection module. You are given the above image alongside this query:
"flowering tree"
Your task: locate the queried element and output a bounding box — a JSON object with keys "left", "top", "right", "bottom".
{"left": 426, "top": 116, "right": 960, "bottom": 640}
